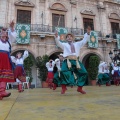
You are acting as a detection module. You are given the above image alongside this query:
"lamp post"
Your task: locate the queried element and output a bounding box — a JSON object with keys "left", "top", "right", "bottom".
{"left": 109, "top": 49, "right": 120, "bottom": 64}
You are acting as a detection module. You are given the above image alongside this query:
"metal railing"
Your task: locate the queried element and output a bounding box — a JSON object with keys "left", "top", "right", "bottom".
{"left": 1, "top": 23, "right": 102, "bottom": 37}
{"left": 96, "top": 31, "right": 102, "bottom": 37}
{"left": 31, "top": 24, "right": 53, "bottom": 33}
{"left": 30, "top": 24, "right": 85, "bottom": 35}
{"left": 68, "top": 28, "right": 84, "bottom": 35}
{"left": 30, "top": 24, "right": 102, "bottom": 37}
{"left": 84, "top": 29, "right": 102, "bottom": 37}
{"left": 109, "top": 32, "right": 120, "bottom": 39}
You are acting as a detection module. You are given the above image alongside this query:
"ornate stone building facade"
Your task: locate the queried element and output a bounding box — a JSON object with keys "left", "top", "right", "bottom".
{"left": 0, "top": 0, "right": 120, "bottom": 86}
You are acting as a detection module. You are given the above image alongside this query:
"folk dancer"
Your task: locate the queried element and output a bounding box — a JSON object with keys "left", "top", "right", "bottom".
{"left": 53, "top": 58, "right": 61, "bottom": 90}
{"left": 112, "top": 63, "right": 119, "bottom": 86}
{"left": 11, "top": 51, "right": 29, "bottom": 92}
{"left": 98, "top": 61, "right": 110, "bottom": 86}
{"left": 46, "top": 60, "right": 55, "bottom": 89}
{"left": 0, "top": 21, "right": 17, "bottom": 100}
{"left": 54, "top": 26, "right": 91, "bottom": 94}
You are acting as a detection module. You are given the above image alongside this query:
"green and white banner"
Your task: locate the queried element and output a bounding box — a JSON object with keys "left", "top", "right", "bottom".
{"left": 88, "top": 31, "right": 98, "bottom": 48}
{"left": 116, "top": 34, "right": 120, "bottom": 49}
{"left": 55, "top": 27, "right": 68, "bottom": 41}
{"left": 16, "top": 24, "right": 30, "bottom": 44}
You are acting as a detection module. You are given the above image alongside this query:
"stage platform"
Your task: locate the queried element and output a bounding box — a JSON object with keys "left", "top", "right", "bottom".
{"left": 0, "top": 86, "right": 120, "bottom": 120}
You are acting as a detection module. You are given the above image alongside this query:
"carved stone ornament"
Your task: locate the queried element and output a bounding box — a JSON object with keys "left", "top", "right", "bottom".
{"left": 81, "top": 9, "right": 95, "bottom": 16}
{"left": 14, "top": 0, "right": 35, "bottom": 7}
{"left": 50, "top": 3, "right": 67, "bottom": 12}
{"left": 109, "top": 13, "right": 120, "bottom": 20}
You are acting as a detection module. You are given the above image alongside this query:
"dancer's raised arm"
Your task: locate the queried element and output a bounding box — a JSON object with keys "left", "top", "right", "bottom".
{"left": 8, "top": 21, "right": 17, "bottom": 43}
{"left": 54, "top": 31, "right": 64, "bottom": 50}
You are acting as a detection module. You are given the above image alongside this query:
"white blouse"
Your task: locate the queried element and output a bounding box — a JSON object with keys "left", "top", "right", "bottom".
{"left": 113, "top": 66, "right": 119, "bottom": 71}
{"left": 0, "top": 40, "right": 10, "bottom": 52}
{"left": 11, "top": 51, "right": 29, "bottom": 65}
{"left": 46, "top": 61, "right": 55, "bottom": 72}
{"left": 0, "top": 29, "right": 17, "bottom": 52}
{"left": 111, "top": 66, "right": 119, "bottom": 75}
{"left": 104, "top": 63, "right": 109, "bottom": 73}
{"left": 98, "top": 62, "right": 106, "bottom": 73}
{"left": 55, "top": 33, "right": 90, "bottom": 57}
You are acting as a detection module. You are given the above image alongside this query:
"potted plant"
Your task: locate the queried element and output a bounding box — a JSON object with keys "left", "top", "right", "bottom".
{"left": 87, "top": 56, "right": 100, "bottom": 86}
{"left": 36, "top": 55, "right": 49, "bottom": 88}
{"left": 24, "top": 54, "right": 34, "bottom": 88}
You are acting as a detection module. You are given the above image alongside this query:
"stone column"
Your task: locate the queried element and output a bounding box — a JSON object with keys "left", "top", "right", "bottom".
{"left": 0, "top": 0, "right": 8, "bottom": 26}
{"left": 70, "top": 0, "right": 78, "bottom": 29}
{"left": 97, "top": 0, "right": 107, "bottom": 37}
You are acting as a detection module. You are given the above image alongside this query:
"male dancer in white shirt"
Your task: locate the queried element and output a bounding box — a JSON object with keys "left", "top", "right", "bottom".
{"left": 54, "top": 26, "right": 91, "bottom": 94}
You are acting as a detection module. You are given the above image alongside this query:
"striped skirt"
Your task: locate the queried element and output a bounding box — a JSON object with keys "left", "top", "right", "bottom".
{"left": 0, "top": 51, "right": 15, "bottom": 82}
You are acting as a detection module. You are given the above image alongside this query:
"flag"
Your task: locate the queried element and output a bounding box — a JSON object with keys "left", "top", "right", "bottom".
{"left": 88, "top": 31, "right": 98, "bottom": 48}
{"left": 16, "top": 24, "right": 30, "bottom": 44}
{"left": 55, "top": 27, "right": 68, "bottom": 41}
{"left": 116, "top": 34, "right": 120, "bottom": 49}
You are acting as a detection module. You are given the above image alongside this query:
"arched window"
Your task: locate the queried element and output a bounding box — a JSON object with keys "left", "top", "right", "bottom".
{"left": 81, "top": 9, "right": 95, "bottom": 31}
{"left": 50, "top": 3, "right": 67, "bottom": 12}
{"left": 17, "top": 10, "right": 31, "bottom": 24}
{"left": 50, "top": 3, "right": 67, "bottom": 27}
{"left": 52, "top": 14, "right": 65, "bottom": 27}
{"left": 15, "top": 0, "right": 35, "bottom": 24}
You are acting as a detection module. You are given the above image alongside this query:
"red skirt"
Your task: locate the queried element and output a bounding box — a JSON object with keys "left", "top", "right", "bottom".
{"left": 14, "top": 65, "right": 26, "bottom": 82}
{"left": 46, "top": 72, "right": 54, "bottom": 83}
{"left": 0, "top": 52, "right": 15, "bottom": 82}
{"left": 113, "top": 71, "right": 119, "bottom": 77}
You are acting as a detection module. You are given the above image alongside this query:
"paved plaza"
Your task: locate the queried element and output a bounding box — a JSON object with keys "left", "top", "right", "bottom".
{"left": 0, "top": 86, "right": 120, "bottom": 120}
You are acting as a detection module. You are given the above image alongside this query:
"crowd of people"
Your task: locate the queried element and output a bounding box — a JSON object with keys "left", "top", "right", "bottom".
{"left": 97, "top": 61, "right": 120, "bottom": 86}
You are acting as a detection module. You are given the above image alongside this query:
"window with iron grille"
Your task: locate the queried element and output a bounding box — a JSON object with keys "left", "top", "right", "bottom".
{"left": 83, "top": 18, "right": 94, "bottom": 31}
{"left": 111, "top": 22, "right": 120, "bottom": 34}
{"left": 52, "top": 14, "right": 65, "bottom": 27}
{"left": 17, "top": 10, "right": 31, "bottom": 24}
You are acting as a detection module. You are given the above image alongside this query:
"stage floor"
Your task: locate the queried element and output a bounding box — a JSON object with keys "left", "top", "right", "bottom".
{"left": 0, "top": 86, "right": 120, "bottom": 120}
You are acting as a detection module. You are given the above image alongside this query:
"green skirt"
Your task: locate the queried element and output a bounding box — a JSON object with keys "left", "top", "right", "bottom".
{"left": 98, "top": 73, "right": 110, "bottom": 85}
{"left": 53, "top": 71, "right": 61, "bottom": 86}
{"left": 55, "top": 59, "right": 88, "bottom": 86}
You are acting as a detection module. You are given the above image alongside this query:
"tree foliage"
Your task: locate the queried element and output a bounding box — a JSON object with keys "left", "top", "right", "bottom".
{"left": 88, "top": 56, "right": 100, "bottom": 80}
{"left": 36, "top": 55, "right": 49, "bottom": 81}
